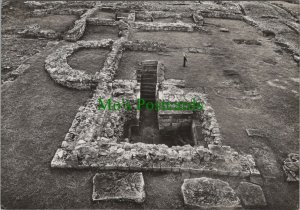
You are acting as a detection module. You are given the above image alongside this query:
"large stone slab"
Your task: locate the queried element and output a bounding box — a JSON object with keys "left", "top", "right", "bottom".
{"left": 181, "top": 177, "right": 241, "bottom": 208}
{"left": 237, "top": 182, "right": 267, "bottom": 208}
{"left": 92, "top": 172, "right": 145, "bottom": 203}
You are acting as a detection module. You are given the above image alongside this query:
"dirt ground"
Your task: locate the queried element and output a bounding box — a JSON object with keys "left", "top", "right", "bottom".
{"left": 1, "top": 1, "right": 299, "bottom": 210}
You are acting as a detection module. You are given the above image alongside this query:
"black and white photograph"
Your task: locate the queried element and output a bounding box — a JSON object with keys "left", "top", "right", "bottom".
{"left": 1, "top": 0, "right": 299, "bottom": 209}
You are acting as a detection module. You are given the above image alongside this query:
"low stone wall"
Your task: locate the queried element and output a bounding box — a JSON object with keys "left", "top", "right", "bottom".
{"left": 135, "top": 11, "right": 153, "bottom": 22}
{"left": 124, "top": 40, "right": 167, "bottom": 52}
{"left": 158, "top": 111, "right": 193, "bottom": 131}
{"left": 29, "top": 8, "right": 87, "bottom": 16}
{"left": 131, "top": 22, "right": 194, "bottom": 32}
{"left": 50, "top": 38, "right": 126, "bottom": 160}
{"left": 47, "top": 36, "right": 260, "bottom": 179}
{"left": 86, "top": 18, "right": 117, "bottom": 26}
{"left": 157, "top": 79, "right": 222, "bottom": 146}
{"left": 128, "top": 12, "right": 136, "bottom": 22}
{"left": 45, "top": 39, "right": 115, "bottom": 90}
{"left": 64, "top": 6, "right": 99, "bottom": 41}
{"left": 150, "top": 11, "right": 192, "bottom": 19}
{"left": 100, "top": 79, "right": 140, "bottom": 144}
{"left": 195, "top": 2, "right": 243, "bottom": 20}
{"left": 52, "top": 142, "right": 259, "bottom": 178}
{"left": 24, "top": 1, "right": 96, "bottom": 9}
{"left": 19, "top": 24, "right": 60, "bottom": 39}
{"left": 192, "top": 13, "right": 204, "bottom": 25}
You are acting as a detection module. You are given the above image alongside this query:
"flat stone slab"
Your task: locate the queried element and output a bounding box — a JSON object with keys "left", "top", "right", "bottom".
{"left": 181, "top": 177, "right": 241, "bottom": 208}
{"left": 92, "top": 172, "right": 145, "bottom": 203}
{"left": 246, "top": 128, "right": 266, "bottom": 137}
{"left": 237, "top": 182, "right": 267, "bottom": 207}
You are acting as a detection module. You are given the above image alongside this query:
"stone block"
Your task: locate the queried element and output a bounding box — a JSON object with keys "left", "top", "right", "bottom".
{"left": 181, "top": 177, "right": 241, "bottom": 208}
{"left": 236, "top": 182, "right": 267, "bottom": 208}
{"left": 92, "top": 172, "right": 145, "bottom": 203}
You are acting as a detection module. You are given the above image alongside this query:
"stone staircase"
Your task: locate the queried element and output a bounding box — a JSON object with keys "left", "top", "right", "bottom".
{"left": 139, "top": 61, "right": 158, "bottom": 102}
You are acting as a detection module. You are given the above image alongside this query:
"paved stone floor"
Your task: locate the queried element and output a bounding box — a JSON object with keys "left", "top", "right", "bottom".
{"left": 1, "top": 0, "right": 299, "bottom": 209}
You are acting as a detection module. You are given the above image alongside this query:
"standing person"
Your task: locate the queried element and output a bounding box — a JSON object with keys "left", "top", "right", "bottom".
{"left": 115, "top": 11, "right": 118, "bottom": 21}
{"left": 183, "top": 52, "right": 188, "bottom": 67}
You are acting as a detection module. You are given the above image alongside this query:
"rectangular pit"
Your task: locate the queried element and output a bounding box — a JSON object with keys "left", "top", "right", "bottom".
{"left": 81, "top": 25, "right": 119, "bottom": 40}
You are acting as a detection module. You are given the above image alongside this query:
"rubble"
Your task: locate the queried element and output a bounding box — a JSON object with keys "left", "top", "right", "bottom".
{"left": 283, "top": 153, "right": 299, "bottom": 182}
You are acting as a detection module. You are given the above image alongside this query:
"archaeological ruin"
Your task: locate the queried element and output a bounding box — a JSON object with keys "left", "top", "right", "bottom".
{"left": 1, "top": 0, "right": 299, "bottom": 209}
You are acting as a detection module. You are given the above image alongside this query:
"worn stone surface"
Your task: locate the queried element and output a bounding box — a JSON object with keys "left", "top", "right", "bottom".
{"left": 237, "top": 182, "right": 267, "bottom": 207}
{"left": 283, "top": 153, "right": 299, "bottom": 182}
{"left": 92, "top": 172, "right": 145, "bottom": 203}
{"left": 181, "top": 177, "right": 241, "bottom": 208}
{"left": 246, "top": 128, "right": 267, "bottom": 138}
{"left": 2, "top": 1, "right": 299, "bottom": 209}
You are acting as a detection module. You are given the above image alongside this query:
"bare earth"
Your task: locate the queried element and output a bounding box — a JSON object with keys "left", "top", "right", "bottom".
{"left": 1, "top": 1, "right": 299, "bottom": 209}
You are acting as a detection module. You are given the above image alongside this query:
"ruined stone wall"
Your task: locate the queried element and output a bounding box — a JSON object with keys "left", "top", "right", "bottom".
{"left": 156, "top": 78, "right": 222, "bottom": 146}
{"left": 86, "top": 18, "right": 116, "bottom": 26}
{"left": 45, "top": 39, "right": 114, "bottom": 90}
{"left": 158, "top": 111, "right": 193, "bottom": 131}
{"left": 19, "top": 24, "right": 60, "bottom": 39}
{"left": 131, "top": 22, "right": 194, "bottom": 32}
{"left": 124, "top": 40, "right": 167, "bottom": 52}
{"left": 100, "top": 80, "right": 140, "bottom": 144}
{"left": 64, "top": 6, "right": 99, "bottom": 41}
{"left": 150, "top": 11, "right": 192, "bottom": 19}
{"left": 29, "top": 8, "right": 87, "bottom": 16}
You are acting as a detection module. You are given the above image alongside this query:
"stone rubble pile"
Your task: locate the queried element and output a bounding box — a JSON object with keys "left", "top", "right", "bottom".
{"left": 19, "top": 24, "right": 60, "bottom": 39}
{"left": 283, "top": 153, "right": 299, "bottom": 182}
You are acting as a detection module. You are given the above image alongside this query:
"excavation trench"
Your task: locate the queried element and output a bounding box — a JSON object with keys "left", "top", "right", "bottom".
{"left": 130, "top": 61, "right": 195, "bottom": 147}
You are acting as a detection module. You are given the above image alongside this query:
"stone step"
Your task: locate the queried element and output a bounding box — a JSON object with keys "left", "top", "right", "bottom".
{"left": 141, "top": 82, "right": 156, "bottom": 86}
{"left": 140, "top": 93, "right": 155, "bottom": 98}
{"left": 141, "top": 84, "right": 156, "bottom": 89}
{"left": 141, "top": 90, "right": 156, "bottom": 94}
{"left": 141, "top": 74, "right": 156, "bottom": 79}
{"left": 141, "top": 70, "right": 157, "bottom": 74}
{"left": 141, "top": 78, "right": 156, "bottom": 83}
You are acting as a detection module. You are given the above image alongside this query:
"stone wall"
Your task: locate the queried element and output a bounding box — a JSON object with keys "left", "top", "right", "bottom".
{"left": 158, "top": 111, "right": 193, "bottom": 131}
{"left": 47, "top": 28, "right": 259, "bottom": 178}
{"left": 29, "top": 8, "right": 87, "bottom": 16}
{"left": 45, "top": 39, "right": 114, "bottom": 90}
{"left": 19, "top": 24, "right": 60, "bottom": 39}
{"left": 64, "top": 6, "right": 99, "bottom": 41}
{"left": 86, "top": 18, "right": 117, "bottom": 26}
{"left": 131, "top": 22, "right": 194, "bottom": 32}
{"left": 150, "top": 11, "right": 192, "bottom": 19}
{"left": 128, "top": 12, "right": 136, "bottom": 22}
{"left": 124, "top": 40, "right": 167, "bottom": 52}
{"left": 24, "top": 1, "right": 96, "bottom": 9}
{"left": 192, "top": 13, "right": 204, "bottom": 25}
{"left": 157, "top": 78, "right": 222, "bottom": 146}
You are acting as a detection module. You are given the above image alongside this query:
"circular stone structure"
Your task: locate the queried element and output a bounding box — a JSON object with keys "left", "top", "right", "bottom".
{"left": 45, "top": 39, "right": 114, "bottom": 90}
